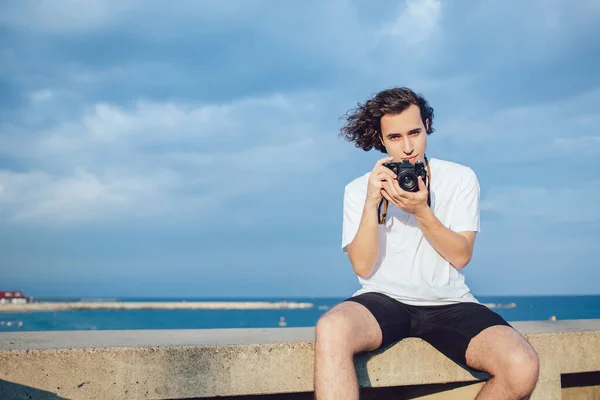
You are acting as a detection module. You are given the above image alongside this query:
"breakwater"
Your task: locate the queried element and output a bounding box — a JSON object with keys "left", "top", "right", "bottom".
{"left": 0, "top": 301, "right": 314, "bottom": 312}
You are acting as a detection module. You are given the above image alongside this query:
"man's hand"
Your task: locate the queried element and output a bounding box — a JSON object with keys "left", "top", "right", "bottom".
{"left": 381, "top": 176, "right": 429, "bottom": 217}
{"left": 365, "top": 156, "right": 396, "bottom": 206}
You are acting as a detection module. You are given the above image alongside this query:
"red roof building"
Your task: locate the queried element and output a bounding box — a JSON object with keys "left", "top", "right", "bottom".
{"left": 0, "top": 291, "right": 28, "bottom": 304}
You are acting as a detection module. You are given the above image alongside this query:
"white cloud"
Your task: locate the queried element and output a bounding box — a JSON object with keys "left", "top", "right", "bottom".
{"left": 1, "top": 0, "right": 598, "bottom": 225}
{"left": 30, "top": 90, "right": 53, "bottom": 103}
{"left": 437, "top": 87, "right": 600, "bottom": 162}
{"left": 0, "top": 0, "right": 273, "bottom": 35}
{"left": 2, "top": 94, "right": 305, "bottom": 159}
{"left": 1, "top": 169, "right": 136, "bottom": 222}
{"left": 0, "top": 93, "right": 343, "bottom": 225}
{"left": 551, "top": 136, "right": 600, "bottom": 156}
{"left": 0, "top": 0, "right": 136, "bottom": 33}
{"left": 379, "top": 0, "right": 442, "bottom": 48}
{"left": 481, "top": 183, "right": 600, "bottom": 222}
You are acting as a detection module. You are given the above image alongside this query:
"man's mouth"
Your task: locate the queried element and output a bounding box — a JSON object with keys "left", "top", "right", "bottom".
{"left": 402, "top": 155, "right": 418, "bottom": 162}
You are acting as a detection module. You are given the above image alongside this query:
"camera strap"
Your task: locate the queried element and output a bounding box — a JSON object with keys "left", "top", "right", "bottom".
{"left": 378, "top": 156, "right": 431, "bottom": 225}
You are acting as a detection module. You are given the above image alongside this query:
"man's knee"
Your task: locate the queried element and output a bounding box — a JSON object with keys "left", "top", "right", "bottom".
{"left": 315, "top": 300, "right": 383, "bottom": 358}
{"left": 500, "top": 345, "right": 540, "bottom": 397}
{"left": 316, "top": 312, "right": 351, "bottom": 351}
{"left": 315, "top": 306, "right": 363, "bottom": 358}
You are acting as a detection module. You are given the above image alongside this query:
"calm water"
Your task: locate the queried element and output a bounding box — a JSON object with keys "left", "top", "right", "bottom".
{"left": 1, "top": 296, "right": 600, "bottom": 332}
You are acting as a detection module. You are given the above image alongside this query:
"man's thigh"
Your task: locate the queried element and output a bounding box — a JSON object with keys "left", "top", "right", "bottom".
{"left": 465, "top": 325, "right": 538, "bottom": 376}
{"left": 415, "top": 302, "right": 512, "bottom": 369}
{"left": 316, "top": 292, "right": 413, "bottom": 353}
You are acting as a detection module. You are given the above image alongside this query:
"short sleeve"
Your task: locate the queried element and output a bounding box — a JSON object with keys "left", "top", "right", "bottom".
{"left": 341, "top": 183, "right": 367, "bottom": 253}
{"left": 449, "top": 169, "right": 480, "bottom": 233}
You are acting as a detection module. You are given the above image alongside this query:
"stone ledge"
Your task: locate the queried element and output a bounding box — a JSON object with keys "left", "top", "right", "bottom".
{"left": 0, "top": 319, "right": 599, "bottom": 399}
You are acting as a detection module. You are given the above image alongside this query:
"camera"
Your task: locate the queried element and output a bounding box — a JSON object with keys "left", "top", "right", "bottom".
{"left": 383, "top": 160, "right": 427, "bottom": 192}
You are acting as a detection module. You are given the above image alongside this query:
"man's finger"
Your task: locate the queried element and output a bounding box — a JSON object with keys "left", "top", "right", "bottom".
{"left": 373, "top": 156, "right": 394, "bottom": 171}
{"left": 417, "top": 176, "right": 426, "bottom": 191}
{"left": 382, "top": 186, "right": 406, "bottom": 210}
{"left": 392, "top": 179, "right": 411, "bottom": 199}
{"left": 380, "top": 165, "right": 397, "bottom": 179}
{"left": 381, "top": 188, "right": 394, "bottom": 204}
{"left": 374, "top": 168, "right": 397, "bottom": 182}
{"left": 384, "top": 180, "right": 403, "bottom": 202}
{"left": 382, "top": 182, "right": 395, "bottom": 201}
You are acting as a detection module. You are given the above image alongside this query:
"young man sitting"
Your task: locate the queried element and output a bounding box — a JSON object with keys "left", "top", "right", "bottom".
{"left": 313, "top": 87, "right": 539, "bottom": 400}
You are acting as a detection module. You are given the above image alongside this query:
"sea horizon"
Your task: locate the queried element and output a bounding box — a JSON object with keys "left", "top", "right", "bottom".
{"left": 2, "top": 294, "right": 600, "bottom": 333}
{"left": 20, "top": 293, "right": 600, "bottom": 301}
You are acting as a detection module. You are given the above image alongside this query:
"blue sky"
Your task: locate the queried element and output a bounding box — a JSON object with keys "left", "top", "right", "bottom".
{"left": 1, "top": 0, "right": 599, "bottom": 298}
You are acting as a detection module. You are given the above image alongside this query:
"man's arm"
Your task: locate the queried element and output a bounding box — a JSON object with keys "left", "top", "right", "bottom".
{"left": 381, "top": 170, "right": 480, "bottom": 270}
{"left": 347, "top": 198, "right": 381, "bottom": 278}
{"left": 342, "top": 156, "right": 396, "bottom": 278}
{"left": 413, "top": 207, "right": 476, "bottom": 270}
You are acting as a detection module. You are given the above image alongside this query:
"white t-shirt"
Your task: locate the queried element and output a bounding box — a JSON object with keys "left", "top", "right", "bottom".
{"left": 341, "top": 157, "right": 480, "bottom": 306}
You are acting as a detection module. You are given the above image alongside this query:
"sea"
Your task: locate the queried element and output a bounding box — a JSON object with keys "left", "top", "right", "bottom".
{"left": 1, "top": 296, "right": 600, "bottom": 332}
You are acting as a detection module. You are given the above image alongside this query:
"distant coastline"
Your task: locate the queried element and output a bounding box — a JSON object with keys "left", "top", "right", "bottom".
{"left": 482, "top": 302, "right": 517, "bottom": 309}
{"left": 0, "top": 300, "right": 520, "bottom": 312}
{"left": 0, "top": 301, "right": 314, "bottom": 312}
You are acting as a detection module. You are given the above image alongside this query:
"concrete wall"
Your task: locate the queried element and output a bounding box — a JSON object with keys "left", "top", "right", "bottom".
{"left": 1, "top": 319, "right": 599, "bottom": 399}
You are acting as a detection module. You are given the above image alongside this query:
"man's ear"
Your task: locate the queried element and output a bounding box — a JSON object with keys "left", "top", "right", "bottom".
{"left": 425, "top": 119, "right": 430, "bottom": 132}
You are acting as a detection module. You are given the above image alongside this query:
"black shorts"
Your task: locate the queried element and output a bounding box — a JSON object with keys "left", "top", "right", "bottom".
{"left": 344, "top": 292, "right": 512, "bottom": 367}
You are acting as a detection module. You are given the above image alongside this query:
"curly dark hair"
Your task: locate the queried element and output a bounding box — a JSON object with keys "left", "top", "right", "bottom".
{"left": 339, "top": 87, "right": 435, "bottom": 153}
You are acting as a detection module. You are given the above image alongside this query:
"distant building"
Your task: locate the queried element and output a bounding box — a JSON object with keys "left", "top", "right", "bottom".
{"left": 0, "top": 291, "right": 28, "bottom": 304}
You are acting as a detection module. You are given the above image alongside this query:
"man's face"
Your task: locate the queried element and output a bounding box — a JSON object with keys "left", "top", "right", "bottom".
{"left": 380, "top": 104, "right": 428, "bottom": 164}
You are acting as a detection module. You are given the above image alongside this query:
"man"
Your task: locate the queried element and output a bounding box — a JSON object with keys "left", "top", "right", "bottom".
{"left": 314, "top": 87, "right": 539, "bottom": 400}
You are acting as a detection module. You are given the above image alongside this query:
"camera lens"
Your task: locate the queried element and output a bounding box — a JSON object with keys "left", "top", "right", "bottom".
{"left": 400, "top": 174, "right": 417, "bottom": 191}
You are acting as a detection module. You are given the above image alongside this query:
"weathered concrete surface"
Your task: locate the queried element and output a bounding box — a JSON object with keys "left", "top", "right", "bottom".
{"left": 0, "top": 320, "right": 599, "bottom": 400}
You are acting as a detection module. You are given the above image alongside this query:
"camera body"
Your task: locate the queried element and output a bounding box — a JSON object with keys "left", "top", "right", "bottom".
{"left": 383, "top": 159, "right": 427, "bottom": 192}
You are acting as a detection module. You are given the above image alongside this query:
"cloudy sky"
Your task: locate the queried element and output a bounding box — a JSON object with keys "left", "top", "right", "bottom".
{"left": 1, "top": 0, "right": 599, "bottom": 298}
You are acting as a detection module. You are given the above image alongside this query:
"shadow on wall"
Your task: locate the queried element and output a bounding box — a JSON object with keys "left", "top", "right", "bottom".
{"left": 0, "top": 379, "right": 68, "bottom": 400}
{"left": 353, "top": 341, "right": 490, "bottom": 400}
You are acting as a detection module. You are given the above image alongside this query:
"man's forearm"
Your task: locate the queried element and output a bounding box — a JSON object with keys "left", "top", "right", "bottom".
{"left": 347, "top": 199, "right": 380, "bottom": 278}
{"left": 414, "top": 207, "right": 472, "bottom": 269}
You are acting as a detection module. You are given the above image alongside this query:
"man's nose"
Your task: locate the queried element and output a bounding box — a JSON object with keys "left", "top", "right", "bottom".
{"left": 403, "top": 137, "right": 414, "bottom": 154}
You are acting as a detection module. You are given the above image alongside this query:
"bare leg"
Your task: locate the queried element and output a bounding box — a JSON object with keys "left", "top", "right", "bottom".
{"left": 313, "top": 301, "right": 383, "bottom": 400}
{"left": 466, "top": 326, "right": 539, "bottom": 400}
